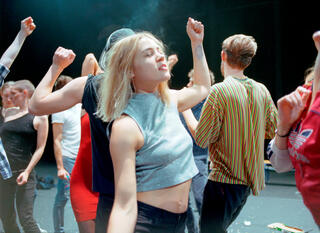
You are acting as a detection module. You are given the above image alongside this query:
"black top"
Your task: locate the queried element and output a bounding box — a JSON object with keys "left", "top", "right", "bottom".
{"left": 0, "top": 113, "right": 37, "bottom": 172}
{"left": 82, "top": 74, "right": 114, "bottom": 196}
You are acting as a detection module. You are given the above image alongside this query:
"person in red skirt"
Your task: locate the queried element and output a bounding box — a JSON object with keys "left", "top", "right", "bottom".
{"left": 69, "top": 53, "right": 101, "bottom": 233}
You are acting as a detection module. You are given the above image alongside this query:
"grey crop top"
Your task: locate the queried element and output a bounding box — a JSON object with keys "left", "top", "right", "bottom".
{"left": 123, "top": 92, "right": 198, "bottom": 192}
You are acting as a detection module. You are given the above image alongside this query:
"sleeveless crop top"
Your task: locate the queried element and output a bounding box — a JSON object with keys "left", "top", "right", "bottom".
{"left": 123, "top": 92, "right": 198, "bottom": 192}
{"left": 0, "top": 113, "right": 37, "bottom": 172}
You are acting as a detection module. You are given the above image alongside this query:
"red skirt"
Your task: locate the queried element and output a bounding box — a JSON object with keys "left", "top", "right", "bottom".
{"left": 70, "top": 113, "right": 99, "bottom": 222}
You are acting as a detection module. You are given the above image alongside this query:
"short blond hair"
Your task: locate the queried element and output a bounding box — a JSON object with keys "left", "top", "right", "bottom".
{"left": 96, "top": 32, "right": 170, "bottom": 122}
{"left": 188, "top": 69, "right": 215, "bottom": 85}
{"left": 222, "top": 34, "right": 257, "bottom": 69}
{"left": 13, "top": 80, "right": 35, "bottom": 98}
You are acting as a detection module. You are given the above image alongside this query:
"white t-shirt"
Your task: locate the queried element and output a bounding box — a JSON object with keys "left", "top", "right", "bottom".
{"left": 51, "top": 104, "right": 81, "bottom": 159}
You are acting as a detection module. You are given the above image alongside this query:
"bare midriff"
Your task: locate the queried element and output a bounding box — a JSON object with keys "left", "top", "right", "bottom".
{"left": 137, "top": 179, "right": 192, "bottom": 213}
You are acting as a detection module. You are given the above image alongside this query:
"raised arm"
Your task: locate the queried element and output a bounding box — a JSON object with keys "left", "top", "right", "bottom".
{"left": 168, "top": 54, "right": 178, "bottom": 72}
{"left": 16, "top": 115, "right": 48, "bottom": 185}
{"left": 0, "top": 17, "right": 36, "bottom": 69}
{"left": 175, "top": 17, "right": 210, "bottom": 112}
{"left": 81, "top": 53, "right": 103, "bottom": 77}
{"left": 274, "top": 86, "right": 311, "bottom": 150}
{"left": 29, "top": 47, "right": 86, "bottom": 115}
{"left": 107, "top": 116, "right": 142, "bottom": 233}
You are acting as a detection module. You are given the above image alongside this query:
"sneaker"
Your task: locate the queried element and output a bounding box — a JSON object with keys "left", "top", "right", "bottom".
{"left": 37, "top": 223, "right": 48, "bottom": 233}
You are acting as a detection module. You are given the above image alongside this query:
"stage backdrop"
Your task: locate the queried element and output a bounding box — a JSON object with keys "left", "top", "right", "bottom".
{"left": 0, "top": 0, "right": 318, "bottom": 162}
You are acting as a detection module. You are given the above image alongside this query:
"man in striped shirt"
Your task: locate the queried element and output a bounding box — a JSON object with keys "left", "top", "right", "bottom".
{"left": 182, "top": 34, "right": 278, "bottom": 233}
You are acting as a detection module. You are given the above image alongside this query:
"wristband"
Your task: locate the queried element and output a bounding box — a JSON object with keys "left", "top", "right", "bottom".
{"left": 275, "top": 129, "right": 290, "bottom": 137}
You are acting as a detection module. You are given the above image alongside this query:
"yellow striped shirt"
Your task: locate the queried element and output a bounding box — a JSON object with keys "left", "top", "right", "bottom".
{"left": 195, "top": 76, "right": 278, "bottom": 195}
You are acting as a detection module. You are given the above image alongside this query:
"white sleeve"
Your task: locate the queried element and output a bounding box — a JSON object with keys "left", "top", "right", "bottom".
{"left": 51, "top": 111, "right": 65, "bottom": 124}
{"left": 266, "top": 139, "right": 294, "bottom": 173}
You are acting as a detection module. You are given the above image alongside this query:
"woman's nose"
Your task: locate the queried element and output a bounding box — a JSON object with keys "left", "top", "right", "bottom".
{"left": 156, "top": 52, "right": 165, "bottom": 62}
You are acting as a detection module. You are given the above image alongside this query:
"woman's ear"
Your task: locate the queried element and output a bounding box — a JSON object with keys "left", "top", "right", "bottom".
{"left": 23, "top": 89, "right": 30, "bottom": 98}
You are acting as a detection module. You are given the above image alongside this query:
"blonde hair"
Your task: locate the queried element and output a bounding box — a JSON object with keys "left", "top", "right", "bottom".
{"left": 304, "top": 66, "right": 314, "bottom": 84}
{"left": 222, "top": 34, "right": 257, "bottom": 69}
{"left": 188, "top": 69, "right": 215, "bottom": 85}
{"left": 96, "top": 32, "right": 170, "bottom": 122}
{"left": 13, "top": 80, "right": 35, "bottom": 99}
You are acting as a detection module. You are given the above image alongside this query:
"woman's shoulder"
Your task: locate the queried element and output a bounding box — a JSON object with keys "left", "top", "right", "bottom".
{"left": 113, "top": 115, "right": 140, "bottom": 133}
{"left": 111, "top": 115, "right": 144, "bottom": 147}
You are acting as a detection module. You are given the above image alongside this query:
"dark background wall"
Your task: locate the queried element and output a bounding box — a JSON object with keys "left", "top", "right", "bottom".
{"left": 0, "top": 0, "right": 318, "bottom": 162}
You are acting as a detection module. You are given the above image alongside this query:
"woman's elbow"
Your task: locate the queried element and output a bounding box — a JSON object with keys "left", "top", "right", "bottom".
{"left": 199, "top": 85, "right": 210, "bottom": 100}
{"left": 28, "top": 104, "right": 37, "bottom": 115}
{"left": 28, "top": 102, "right": 43, "bottom": 116}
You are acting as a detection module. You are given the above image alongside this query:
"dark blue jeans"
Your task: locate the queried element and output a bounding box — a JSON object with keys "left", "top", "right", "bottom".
{"left": 53, "top": 156, "right": 75, "bottom": 233}
{"left": 200, "top": 180, "right": 250, "bottom": 233}
{"left": 95, "top": 194, "right": 187, "bottom": 233}
{"left": 0, "top": 170, "right": 41, "bottom": 233}
{"left": 186, "top": 156, "right": 208, "bottom": 233}
{"left": 135, "top": 201, "right": 187, "bottom": 233}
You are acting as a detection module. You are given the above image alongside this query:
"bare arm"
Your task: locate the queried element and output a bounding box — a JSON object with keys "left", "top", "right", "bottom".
{"left": 52, "top": 123, "right": 69, "bottom": 180}
{"left": 267, "top": 139, "right": 294, "bottom": 173}
{"left": 168, "top": 54, "right": 178, "bottom": 72}
{"left": 16, "top": 115, "right": 48, "bottom": 185}
{"left": 0, "top": 17, "right": 36, "bottom": 69}
{"left": 29, "top": 47, "right": 86, "bottom": 115}
{"left": 107, "top": 116, "right": 143, "bottom": 233}
{"left": 81, "top": 53, "right": 103, "bottom": 77}
{"left": 311, "top": 31, "right": 320, "bottom": 104}
{"left": 175, "top": 17, "right": 210, "bottom": 112}
{"left": 181, "top": 109, "right": 198, "bottom": 139}
{"left": 275, "top": 87, "right": 311, "bottom": 150}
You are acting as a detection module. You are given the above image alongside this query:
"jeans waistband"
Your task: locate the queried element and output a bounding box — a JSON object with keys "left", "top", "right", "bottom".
{"left": 137, "top": 200, "right": 187, "bottom": 224}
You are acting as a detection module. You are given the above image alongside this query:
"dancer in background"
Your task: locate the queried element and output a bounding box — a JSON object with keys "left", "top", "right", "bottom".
{"left": 180, "top": 68, "right": 215, "bottom": 233}
{"left": 0, "top": 16, "right": 36, "bottom": 183}
{"left": 182, "top": 34, "right": 278, "bottom": 233}
{"left": 28, "top": 28, "right": 135, "bottom": 233}
{"left": 70, "top": 54, "right": 100, "bottom": 233}
{"left": 51, "top": 75, "right": 81, "bottom": 233}
{"left": 267, "top": 30, "right": 320, "bottom": 227}
{"left": 0, "top": 80, "right": 48, "bottom": 233}
{"left": 0, "top": 17, "right": 36, "bottom": 86}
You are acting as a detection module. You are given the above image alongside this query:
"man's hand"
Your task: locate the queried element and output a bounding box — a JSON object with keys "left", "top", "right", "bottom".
{"left": 52, "top": 47, "right": 76, "bottom": 70}
{"left": 21, "top": 17, "right": 36, "bottom": 37}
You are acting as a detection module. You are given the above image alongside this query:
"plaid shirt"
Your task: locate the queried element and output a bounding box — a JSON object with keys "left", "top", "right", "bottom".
{"left": 0, "top": 63, "right": 10, "bottom": 87}
{"left": 0, "top": 139, "right": 12, "bottom": 180}
{"left": 0, "top": 64, "right": 12, "bottom": 180}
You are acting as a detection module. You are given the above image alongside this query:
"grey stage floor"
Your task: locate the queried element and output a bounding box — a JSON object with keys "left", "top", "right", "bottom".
{"left": 1, "top": 161, "right": 319, "bottom": 233}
